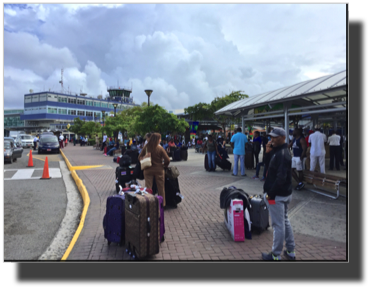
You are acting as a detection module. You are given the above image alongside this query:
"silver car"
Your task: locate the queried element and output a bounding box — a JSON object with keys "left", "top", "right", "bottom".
{"left": 16, "top": 134, "right": 34, "bottom": 149}
{"left": 4, "top": 139, "right": 23, "bottom": 163}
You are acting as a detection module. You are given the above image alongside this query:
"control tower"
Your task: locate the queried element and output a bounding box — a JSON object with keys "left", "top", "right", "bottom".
{"left": 107, "top": 86, "right": 133, "bottom": 103}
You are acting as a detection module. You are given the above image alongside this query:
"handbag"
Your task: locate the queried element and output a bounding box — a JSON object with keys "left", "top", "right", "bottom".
{"left": 165, "top": 166, "right": 180, "bottom": 179}
{"left": 140, "top": 148, "right": 152, "bottom": 170}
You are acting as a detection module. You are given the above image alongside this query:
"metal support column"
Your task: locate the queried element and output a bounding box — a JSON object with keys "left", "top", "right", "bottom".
{"left": 284, "top": 102, "right": 289, "bottom": 144}
{"left": 241, "top": 117, "right": 245, "bottom": 134}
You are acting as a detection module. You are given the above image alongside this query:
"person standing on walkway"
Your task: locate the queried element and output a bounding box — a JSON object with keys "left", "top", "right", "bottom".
{"left": 33, "top": 135, "right": 39, "bottom": 150}
{"left": 59, "top": 133, "right": 64, "bottom": 149}
{"left": 289, "top": 128, "right": 307, "bottom": 190}
{"left": 101, "top": 133, "right": 107, "bottom": 151}
{"left": 252, "top": 131, "right": 262, "bottom": 169}
{"left": 262, "top": 127, "right": 296, "bottom": 261}
{"left": 95, "top": 134, "right": 99, "bottom": 149}
{"left": 138, "top": 133, "right": 171, "bottom": 206}
{"left": 308, "top": 126, "right": 327, "bottom": 174}
{"left": 204, "top": 135, "right": 221, "bottom": 172}
{"left": 230, "top": 127, "right": 248, "bottom": 176}
{"left": 327, "top": 130, "right": 341, "bottom": 171}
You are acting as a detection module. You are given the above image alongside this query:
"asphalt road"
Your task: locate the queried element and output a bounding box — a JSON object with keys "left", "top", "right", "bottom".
{"left": 4, "top": 148, "right": 68, "bottom": 260}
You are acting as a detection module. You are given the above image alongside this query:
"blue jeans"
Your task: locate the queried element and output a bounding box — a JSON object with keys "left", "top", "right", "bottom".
{"left": 207, "top": 151, "right": 216, "bottom": 170}
{"left": 107, "top": 147, "right": 116, "bottom": 156}
{"left": 233, "top": 154, "right": 245, "bottom": 175}
{"left": 255, "top": 162, "right": 267, "bottom": 178}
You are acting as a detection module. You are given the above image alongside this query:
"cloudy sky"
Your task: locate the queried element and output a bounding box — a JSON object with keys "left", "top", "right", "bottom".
{"left": 3, "top": 3, "right": 346, "bottom": 111}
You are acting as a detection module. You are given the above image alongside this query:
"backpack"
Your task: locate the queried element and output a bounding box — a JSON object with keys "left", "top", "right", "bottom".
{"left": 119, "top": 154, "right": 132, "bottom": 167}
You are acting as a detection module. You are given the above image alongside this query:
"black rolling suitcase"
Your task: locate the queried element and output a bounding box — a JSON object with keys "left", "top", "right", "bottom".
{"left": 115, "top": 166, "right": 134, "bottom": 194}
{"left": 180, "top": 147, "right": 188, "bottom": 161}
{"left": 215, "top": 155, "right": 232, "bottom": 171}
{"left": 204, "top": 153, "right": 210, "bottom": 171}
{"left": 103, "top": 194, "right": 125, "bottom": 246}
{"left": 164, "top": 176, "right": 182, "bottom": 208}
{"left": 171, "top": 149, "right": 181, "bottom": 161}
{"left": 125, "top": 192, "right": 160, "bottom": 260}
{"left": 245, "top": 144, "right": 254, "bottom": 169}
{"left": 249, "top": 195, "right": 269, "bottom": 234}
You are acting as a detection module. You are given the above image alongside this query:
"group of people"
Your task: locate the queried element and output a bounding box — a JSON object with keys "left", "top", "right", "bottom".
{"left": 227, "top": 125, "right": 346, "bottom": 260}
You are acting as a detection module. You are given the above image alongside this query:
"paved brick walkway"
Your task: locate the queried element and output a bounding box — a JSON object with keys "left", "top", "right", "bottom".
{"left": 62, "top": 144, "right": 347, "bottom": 261}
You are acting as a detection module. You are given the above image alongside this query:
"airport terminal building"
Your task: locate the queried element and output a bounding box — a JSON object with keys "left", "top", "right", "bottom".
{"left": 16, "top": 87, "right": 139, "bottom": 132}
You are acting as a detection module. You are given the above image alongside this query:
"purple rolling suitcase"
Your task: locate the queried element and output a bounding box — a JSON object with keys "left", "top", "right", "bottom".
{"left": 103, "top": 194, "right": 125, "bottom": 246}
{"left": 157, "top": 195, "right": 165, "bottom": 242}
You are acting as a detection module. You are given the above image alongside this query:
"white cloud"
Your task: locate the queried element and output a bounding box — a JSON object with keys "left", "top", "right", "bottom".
{"left": 3, "top": 3, "right": 346, "bottom": 111}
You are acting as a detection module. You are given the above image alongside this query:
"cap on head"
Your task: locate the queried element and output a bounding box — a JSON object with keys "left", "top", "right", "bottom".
{"left": 268, "top": 127, "right": 286, "bottom": 137}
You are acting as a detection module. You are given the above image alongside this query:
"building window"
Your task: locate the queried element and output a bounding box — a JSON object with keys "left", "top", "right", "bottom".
{"left": 68, "top": 109, "right": 76, "bottom": 115}
{"left": 86, "top": 111, "right": 93, "bottom": 117}
{"left": 77, "top": 110, "right": 85, "bottom": 116}
{"left": 86, "top": 100, "right": 93, "bottom": 106}
{"left": 108, "top": 103, "right": 114, "bottom": 109}
{"left": 58, "top": 108, "right": 67, "bottom": 114}
{"left": 48, "top": 107, "right": 57, "bottom": 114}
{"left": 68, "top": 98, "right": 76, "bottom": 104}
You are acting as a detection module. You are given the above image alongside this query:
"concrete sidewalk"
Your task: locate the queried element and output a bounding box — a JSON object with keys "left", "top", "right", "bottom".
{"left": 62, "top": 144, "right": 347, "bottom": 261}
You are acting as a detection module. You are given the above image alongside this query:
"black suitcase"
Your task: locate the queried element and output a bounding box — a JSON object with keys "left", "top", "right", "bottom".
{"left": 245, "top": 150, "right": 254, "bottom": 169}
{"left": 133, "top": 160, "right": 144, "bottom": 180}
{"left": 215, "top": 155, "right": 231, "bottom": 171}
{"left": 249, "top": 195, "right": 270, "bottom": 234}
{"left": 204, "top": 153, "right": 210, "bottom": 171}
{"left": 164, "top": 176, "right": 182, "bottom": 208}
{"left": 103, "top": 194, "right": 125, "bottom": 246}
{"left": 125, "top": 192, "right": 160, "bottom": 260}
{"left": 124, "top": 149, "right": 139, "bottom": 164}
{"left": 119, "top": 154, "right": 132, "bottom": 167}
{"left": 115, "top": 166, "right": 134, "bottom": 194}
{"left": 180, "top": 147, "right": 188, "bottom": 161}
{"left": 171, "top": 149, "right": 181, "bottom": 161}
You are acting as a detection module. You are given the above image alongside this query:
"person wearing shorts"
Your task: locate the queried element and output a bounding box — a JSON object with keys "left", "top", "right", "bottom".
{"left": 289, "top": 128, "right": 307, "bottom": 190}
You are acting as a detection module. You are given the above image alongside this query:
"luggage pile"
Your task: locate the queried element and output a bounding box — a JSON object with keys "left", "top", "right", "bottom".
{"left": 204, "top": 153, "right": 232, "bottom": 172}
{"left": 220, "top": 186, "right": 269, "bottom": 242}
{"left": 103, "top": 187, "right": 165, "bottom": 260}
{"left": 104, "top": 165, "right": 183, "bottom": 260}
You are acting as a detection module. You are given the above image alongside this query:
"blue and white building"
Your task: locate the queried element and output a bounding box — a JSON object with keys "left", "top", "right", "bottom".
{"left": 20, "top": 87, "right": 139, "bottom": 131}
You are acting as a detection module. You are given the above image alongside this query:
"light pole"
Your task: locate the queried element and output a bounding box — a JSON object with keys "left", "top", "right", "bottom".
{"left": 113, "top": 103, "right": 118, "bottom": 116}
{"left": 101, "top": 110, "right": 105, "bottom": 127}
{"left": 144, "top": 90, "right": 153, "bottom": 107}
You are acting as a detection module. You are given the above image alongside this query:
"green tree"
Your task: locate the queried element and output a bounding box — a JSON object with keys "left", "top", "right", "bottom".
{"left": 184, "top": 90, "right": 249, "bottom": 135}
{"left": 134, "top": 104, "right": 189, "bottom": 135}
{"left": 70, "top": 117, "right": 86, "bottom": 136}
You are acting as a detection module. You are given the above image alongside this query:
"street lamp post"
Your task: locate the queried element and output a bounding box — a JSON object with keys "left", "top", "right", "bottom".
{"left": 113, "top": 103, "right": 118, "bottom": 116}
{"left": 101, "top": 110, "right": 105, "bottom": 127}
{"left": 144, "top": 90, "right": 153, "bottom": 107}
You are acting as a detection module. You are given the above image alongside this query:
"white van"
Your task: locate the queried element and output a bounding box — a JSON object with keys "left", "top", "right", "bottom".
{"left": 16, "top": 134, "right": 34, "bottom": 149}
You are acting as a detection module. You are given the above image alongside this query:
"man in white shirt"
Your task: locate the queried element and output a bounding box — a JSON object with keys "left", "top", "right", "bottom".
{"left": 102, "top": 134, "right": 107, "bottom": 152}
{"left": 308, "top": 126, "right": 327, "bottom": 174}
{"left": 327, "top": 130, "right": 341, "bottom": 171}
{"left": 59, "top": 134, "right": 64, "bottom": 149}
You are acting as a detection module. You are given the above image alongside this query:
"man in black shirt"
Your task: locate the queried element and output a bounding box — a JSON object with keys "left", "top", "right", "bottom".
{"left": 262, "top": 127, "right": 296, "bottom": 261}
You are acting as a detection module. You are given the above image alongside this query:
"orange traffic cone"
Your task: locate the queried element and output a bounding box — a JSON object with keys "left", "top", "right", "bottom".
{"left": 27, "top": 150, "right": 34, "bottom": 167}
{"left": 40, "top": 157, "right": 51, "bottom": 179}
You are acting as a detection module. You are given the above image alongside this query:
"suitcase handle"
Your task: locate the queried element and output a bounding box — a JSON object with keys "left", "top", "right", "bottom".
{"left": 147, "top": 217, "right": 151, "bottom": 237}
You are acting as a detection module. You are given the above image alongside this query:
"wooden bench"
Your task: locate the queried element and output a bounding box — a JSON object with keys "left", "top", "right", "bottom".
{"left": 303, "top": 171, "right": 346, "bottom": 200}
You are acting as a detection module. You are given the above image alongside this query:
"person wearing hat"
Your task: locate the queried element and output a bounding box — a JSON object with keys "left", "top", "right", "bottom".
{"left": 262, "top": 127, "right": 295, "bottom": 261}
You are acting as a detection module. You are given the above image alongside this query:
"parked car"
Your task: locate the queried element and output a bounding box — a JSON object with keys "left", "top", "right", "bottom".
{"left": 4, "top": 140, "right": 23, "bottom": 163}
{"left": 38, "top": 135, "right": 60, "bottom": 154}
{"left": 39, "top": 132, "right": 55, "bottom": 138}
{"left": 16, "top": 134, "right": 34, "bottom": 149}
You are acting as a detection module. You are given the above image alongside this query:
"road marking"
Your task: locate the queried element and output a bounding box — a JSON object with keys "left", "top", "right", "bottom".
{"left": 4, "top": 168, "right": 62, "bottom": 180}
{"left": 70, "top": 165, "right": 104, "bottom": 170}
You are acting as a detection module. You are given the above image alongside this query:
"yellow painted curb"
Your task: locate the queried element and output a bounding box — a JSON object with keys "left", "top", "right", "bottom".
{"left": 60, "top": 149, "right": 90, "bottom": 261}
{"left": 71, "top": 165, "right": 104, "bottom": 170}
